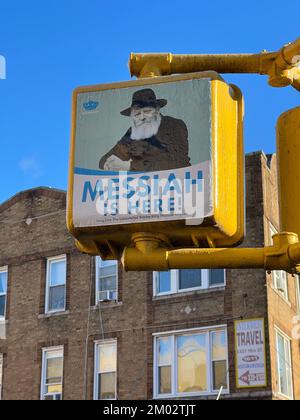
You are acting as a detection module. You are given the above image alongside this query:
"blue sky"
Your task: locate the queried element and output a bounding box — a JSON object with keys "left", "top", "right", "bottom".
{"left": 0, "top": 0, "right": 299, "bottom": 204}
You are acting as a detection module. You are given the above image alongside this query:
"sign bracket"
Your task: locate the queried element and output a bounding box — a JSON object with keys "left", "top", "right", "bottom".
{"left": 121, "top": 38, "right": 300, "bottom": 273}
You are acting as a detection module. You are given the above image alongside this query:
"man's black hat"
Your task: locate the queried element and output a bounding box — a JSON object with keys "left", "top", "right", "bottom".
{"left": 120, "top": 89, "right": 167, "bottom": 116}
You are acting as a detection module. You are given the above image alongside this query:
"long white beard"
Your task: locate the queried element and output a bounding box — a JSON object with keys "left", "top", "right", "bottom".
{"left": 130, "top": 115, "right": 162, "bottom": 140}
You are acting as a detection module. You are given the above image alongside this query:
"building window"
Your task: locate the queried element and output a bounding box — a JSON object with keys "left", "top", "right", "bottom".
{"left": 0, "top": 354, "right": 3, "bottom": 400}
{"left": 211, "top": 331, "right": 228, "bottom": 391}
{"left": 0, "top": 267, "right": 8, "bottom": 320}
{"left": 94, "top": 340, "right": 117, "bottom": 400}
{"left": 154, "top": 328, "right": 228, "bottom": 398}
{"left": 41, "top": 347, "right": 64, "bottom": 400}
{"left": 154, "top": 269, "right": 225, "bottom": 296}
{"left": 179, "top": 269, "right": 203, "bottom": 290}
{"left": 273, "top": 270, "right": 289, "bottom": 300}
{"left": 45, "top": 256, "right": 66, "bottom": 313}
{"left": 96, "top": 257, "right": 118, "bottom": 302}
{"left": 275, "top": 330, "right": 293, "bottom": 399}
{"left": 269, "top": 224, "right": 288, "bottom": 300}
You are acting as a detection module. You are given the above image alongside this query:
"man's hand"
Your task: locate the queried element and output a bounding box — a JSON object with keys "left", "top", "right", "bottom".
{"left": 103, "top": 154, "right": 132, "bottom": 171}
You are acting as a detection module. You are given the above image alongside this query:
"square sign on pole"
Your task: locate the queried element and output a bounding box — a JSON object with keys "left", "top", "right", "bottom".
{"left": 67, "top": 72, "right": 244, "bottom": 258}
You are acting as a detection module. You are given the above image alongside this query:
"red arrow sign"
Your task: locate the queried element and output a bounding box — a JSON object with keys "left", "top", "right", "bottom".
{"left": 239, "top": 371, "right": 251, "bottom": 385}
{"left": 239, "top": 371, "right": 265, "bottom": 385}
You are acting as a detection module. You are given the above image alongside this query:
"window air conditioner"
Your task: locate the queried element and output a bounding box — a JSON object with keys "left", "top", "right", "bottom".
{"left": 98, "top": 290, "right": 117, "bottom": 302}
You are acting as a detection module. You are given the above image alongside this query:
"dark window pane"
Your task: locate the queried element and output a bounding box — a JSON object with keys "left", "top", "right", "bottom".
{"left": 49, "top": 286, "right": 65, "bottom": 311}
{"left": 209, "top": 269, "right": 225, "bottom": 286}
{"left": 0, "top": 272, "right": 7, "bottom": 294}
{"left": 44, "top": 393, "right": 62, "bottom": 400}
{"left": 212, "top": 360, "right": 228, "bottom": 390}
{"left": 100, "top": 265, "right": 117, "bottom": 278}
{"left": 99, "top": 276, "right": 116, "bottom": 292}
{"left": 179, "top": 270, "right": 202, "bottom": 290}
{"left": 44, "top": 394, "right": 62, "bottom": 401}
{"left": 99, "top": 372, "right": 116, "bottom": 400}
{"left": 157, "top": 272, "right": 171, "bottom": 294}
{"left": 50, "top": 260, "right": 66, "bottom": 286}
{"left": 0, "top": 295, "right": 6, "bottom": 317}
{"left": 101, "top": 260, "right": 117, "bottom": 268}
{"left": 159, "top": 366, "right": 171, "bottom": 394}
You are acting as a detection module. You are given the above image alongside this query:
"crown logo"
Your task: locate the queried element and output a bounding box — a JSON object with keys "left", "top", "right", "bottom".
{"left": 83, "top": 101, "right": 99, "bottom": 111}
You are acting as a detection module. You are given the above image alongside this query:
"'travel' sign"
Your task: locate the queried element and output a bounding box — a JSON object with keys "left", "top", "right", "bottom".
{"left": 235, "top": 319, "right": 267, "bottom": 389}
{"left": 67, "top": 72, "right": 244, "bottom": 257}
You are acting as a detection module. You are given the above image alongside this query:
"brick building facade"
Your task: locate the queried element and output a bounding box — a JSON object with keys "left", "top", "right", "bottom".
{"left": 0, "top": 151, "right": 299, "bottom": 400}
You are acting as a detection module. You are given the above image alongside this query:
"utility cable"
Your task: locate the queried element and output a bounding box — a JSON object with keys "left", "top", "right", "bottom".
{"left": 83, "top": 257, "right": 94, "bottom": 401}
{"left": 0, "top": 209, "right": 66, "bottom": 225}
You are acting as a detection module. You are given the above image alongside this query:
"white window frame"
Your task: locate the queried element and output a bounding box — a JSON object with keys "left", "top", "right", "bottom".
{"left": 95, "top": 257, "right": 118, "bottom": 303}
{"left": 45, "top": 255, "right": 67, "bottom": 314}
{"left": 269, "top": 224, "right": 289, "bottom": 301}
{"left": 94, "top": 339, "right": 117, "bottom": 401}
{"left": 275, "top": 328, "right": 294, "bottom": 400}
{"left": 153, "top": 326, "right": 229, "bottom": 399}
{"left": 153, "top": 269, "right": 226, "bottom": 297}
{"left": 41, "top": 346, "right": 64, "bottom": 401}
{"left": 0, "top": 266, "right": 8, "bottom": 321}
{"left": 0, "top": 353, "right": 3, "bottom": 401}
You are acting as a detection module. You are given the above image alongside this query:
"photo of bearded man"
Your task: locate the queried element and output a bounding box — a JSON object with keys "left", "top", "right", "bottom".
{"left": 99, "top": 88, "right": 191, "bottom": 172}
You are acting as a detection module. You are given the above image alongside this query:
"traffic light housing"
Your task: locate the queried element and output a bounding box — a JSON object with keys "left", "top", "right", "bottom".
{"left": 67, "top": 72, "right": 244, "bottom": 259}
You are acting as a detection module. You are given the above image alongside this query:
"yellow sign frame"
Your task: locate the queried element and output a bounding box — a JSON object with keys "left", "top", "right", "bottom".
{"left": 67, "top": 71, "right": 244, "bottom": 258}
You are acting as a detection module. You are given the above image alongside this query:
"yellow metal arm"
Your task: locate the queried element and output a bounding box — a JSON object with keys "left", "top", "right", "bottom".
{"left": 130, "top": 37, "right": 300, "bottom": 91}
{"left": 120, "top": 44, "right": 300, "bottom": 273}
{"left": 122, "top": 232, "right": 300, "bottom": 274}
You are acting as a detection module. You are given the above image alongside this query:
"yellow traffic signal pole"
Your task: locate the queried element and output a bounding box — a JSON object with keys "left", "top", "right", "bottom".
{"left": 129, "top": 39, "right": 300, "bottom": 91}
{"left": 277, "top": 107, "right": 300, "bottom": 234}
{"left": 122, "top": 38, "right": 300, "bottom": 273}
{"left": 122, "top": 231, "right": 300, "bottom": 272}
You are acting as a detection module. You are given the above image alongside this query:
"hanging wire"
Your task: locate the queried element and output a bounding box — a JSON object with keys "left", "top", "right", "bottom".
{"left": 97, "top": 295, "right": 105, "bottom": 341}
{"left": 83, "top": 257, "right": 94, "bottom": 401}
{"left": 0, "top": 209, "right": 66, "bottom": 225}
